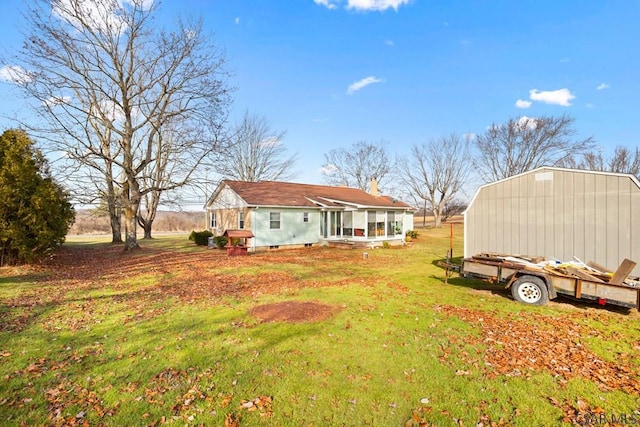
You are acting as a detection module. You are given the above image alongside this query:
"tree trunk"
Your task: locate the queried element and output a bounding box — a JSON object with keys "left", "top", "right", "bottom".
{"left": 105, "top": 160, "right": 122, "bottom": 244}
{"left": 140, "top": 218, "right": 153, "bottom": 239}
{"left": 110, "top": 213, "right": 123, "bottom": 243}
{"left": 124, "top": 206, "right": 139, "bottom": 250}
{"left": 433, "top": 208, "right": 443, "bottom": 228}
{"left": 433, "top": 214, "right": 442, "bottom": 228}
{"left": 139, "top": 191, "right": 160, "bottom": 240}
{"left": 122, "top": 177, "right": 141, "bottom": 251}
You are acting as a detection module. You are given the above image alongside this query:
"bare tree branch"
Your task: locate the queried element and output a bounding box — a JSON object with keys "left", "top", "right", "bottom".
{"left": 213, "top": 111, "right": 298, "bottom": 182}
{"left": 559, "top": 145, "right": 640, "bottom": 178}
{"left": 473, "top": 114, "right": 594, "bottom": 182}
{"left": 321, "top": 140, "right": 393, "bottom": 192}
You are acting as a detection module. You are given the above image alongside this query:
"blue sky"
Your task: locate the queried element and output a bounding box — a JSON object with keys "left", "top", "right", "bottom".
{"left": 1, "top": 0, "right": 639, "bottom": 191}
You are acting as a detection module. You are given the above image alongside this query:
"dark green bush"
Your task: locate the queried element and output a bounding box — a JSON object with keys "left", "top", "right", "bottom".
{"left": 189, "top": 230, "right": 213, "bottom": 246}
{"left": 0, "top": 129, "right": 75, "bottom": 265}
{"left": 213, "top": 236, "right": 228, "bottom": 249}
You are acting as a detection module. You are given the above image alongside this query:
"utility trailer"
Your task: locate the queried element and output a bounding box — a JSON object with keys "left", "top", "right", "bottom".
{"left": 460, "top": 254, "right": 640, "bottom": 310}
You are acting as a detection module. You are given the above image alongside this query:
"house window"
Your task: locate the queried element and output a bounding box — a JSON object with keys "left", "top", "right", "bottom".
{"left": 395, "top": 217, "right": 403, "bottom": 235}
{"left": 303, "top": 212, "right": 309, "bottom": 223}
{"left": 367, "top": 211, "right": 376, "bottom": 237}
{"left": 270, "top": 212, "right": 281, "bottom": 229}
{"left": 210, "top": 211, "right": 216, "bottom": 228}
{"left": 343, "top": 211, "right": 353, "bottom": 236}
{"left": 368, "top": 210, "right": 385, "bottom": 237}
{"left": 330, "top": 211, "right": 342, "bottom": 236}
{"left": 238, "top": 211, "right": 245, "bottom": 229}
{"left": 387, "top": 211, "right": 395, "bottom": 235}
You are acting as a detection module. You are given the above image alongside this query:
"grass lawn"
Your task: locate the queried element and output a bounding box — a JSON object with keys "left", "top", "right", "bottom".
{"left": 1, "top": 224, "right": 639, "bottom": 426}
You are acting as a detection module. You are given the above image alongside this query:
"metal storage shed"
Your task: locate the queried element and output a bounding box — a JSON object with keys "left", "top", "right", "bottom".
{"left": 464, "top": 167, "right": 640, "bottom": 276}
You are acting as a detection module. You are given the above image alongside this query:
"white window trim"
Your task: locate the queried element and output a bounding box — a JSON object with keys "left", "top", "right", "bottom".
{"left": 269, "top": 211, "right": 281, "bottom": 230}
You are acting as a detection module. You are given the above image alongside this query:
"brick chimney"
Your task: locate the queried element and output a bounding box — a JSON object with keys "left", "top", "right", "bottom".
{"left": 370, "top": 178, "right": 379, "bottom": 196}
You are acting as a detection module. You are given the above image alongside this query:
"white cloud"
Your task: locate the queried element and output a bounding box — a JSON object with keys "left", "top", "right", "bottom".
{"left": 346, "top": 76, "right": 384, "bottom": 94}
{"left": 124, "top": 0, "right": 154, "bottom": 9}
{"left": 234, "top": 17, "right": 240, "bottom": 24}
{"left": 529, "top": 88, "right": 575, "bottom": 106}
{"left": 597, "top": 83, "right": 610, "bottom": 90}
{"left": 44, "top": 95, "right": 72, "bottom": 107}
{"left": 384, "top": 39, "right": 394, "bottom": 46}
{"left": 320, "top": 164, "right": 338, "bottom": 175}
{"left": 516, "top": 116, "right": 538, "bottom": 130}
{"left": 53, "top": 0, "right": 121, "bottom": 32}
{"left": 515, "top": 99, "right": 532, "bottom": 109}
{"left": 0, "top": 65, "right": 31, "bottom": 84}
{"left": 346, "top": 0, "right": 411, "bottom": 11}
{"left": 314, "top": 0, "right": 338, "bottom": 9}
{"left": 91, "top": 99, "right": 126, "bottom": 123}
{"left": 52, "top": 0, "right": 154, "bottom": 33}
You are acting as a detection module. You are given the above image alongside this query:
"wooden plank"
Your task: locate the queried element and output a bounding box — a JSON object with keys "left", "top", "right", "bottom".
{"left": 575, "top": 279, "right": 582, "bottom": 299}
{"left": 472, "top": 254, "right": 506, "bottom": 262}
{"left": 587, "top": 261, "right": 612, "bottom": 274}
{"left": 609, "top": 259, "right": 638, "bottom": 286}
{"left": 565, "top": 266, "right": 606, "bottom": 283}
{"left": 463, "top": 260, "right": 500, "bottom": 278}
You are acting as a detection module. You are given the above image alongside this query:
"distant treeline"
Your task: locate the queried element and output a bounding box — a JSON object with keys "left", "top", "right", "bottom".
{"left": 69, "top": 210, "right": 205, "bottom": 235}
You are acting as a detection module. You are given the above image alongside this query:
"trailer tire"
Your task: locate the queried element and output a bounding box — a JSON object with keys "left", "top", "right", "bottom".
{"left": 511, "top": 275, "right": 549, "bottom": 306}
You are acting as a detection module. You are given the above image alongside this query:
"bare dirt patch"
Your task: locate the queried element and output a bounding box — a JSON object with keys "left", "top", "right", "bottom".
{"left": 249, "top": 301, "right": 341, "bottom": 323}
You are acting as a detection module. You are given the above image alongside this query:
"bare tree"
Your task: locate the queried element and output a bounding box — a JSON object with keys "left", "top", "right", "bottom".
{"left": 213, "top": 111, "right": 298, "bottom": 182}
{"left": 7, "top": 0, "right": 232, "bottom": 250}
{"left": 400, "top": 134, "right": 470, "bottom": 228}
{"left": 321, "top": 140, "right": 393, "bottom": 192}
{"left": 561, "top": 145, "right": 640, "bottom": 178}
{"left": 442, "top": 198, "right": 468, "bottom": 221}
{"left": 473, "top": 114, "right": 594, "bottom": 183}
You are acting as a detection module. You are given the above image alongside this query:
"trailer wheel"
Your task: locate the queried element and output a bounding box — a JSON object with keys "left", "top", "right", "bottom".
{"left": 511, "top": 275, "right": 549, "bottom": 306}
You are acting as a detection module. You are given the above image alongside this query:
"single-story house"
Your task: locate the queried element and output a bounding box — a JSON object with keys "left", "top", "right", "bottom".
{"left": 464, "top": 166, "right": 640, "bottom": 275}
{"left": 205, "top": 179, "right": 415, "bottom": 251}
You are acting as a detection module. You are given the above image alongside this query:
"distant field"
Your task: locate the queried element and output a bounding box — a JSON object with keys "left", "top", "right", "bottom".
{"left": 68, "top": 210, "right": 206, "bottom": 235}
{"left": 1, "top": 225, "right": 639, "bottom": 426}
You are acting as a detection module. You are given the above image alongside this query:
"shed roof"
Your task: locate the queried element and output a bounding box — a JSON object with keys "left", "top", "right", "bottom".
{"left": 465, "top": 166, "right": 640, "bottom": 213}
{"left": 218, "top": 180, "right": 411, "bottom": 209}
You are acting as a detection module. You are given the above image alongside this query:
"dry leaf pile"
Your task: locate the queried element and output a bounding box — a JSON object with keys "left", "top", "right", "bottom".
{"left": 435, "top": 305, "right": 640, "bottom": 392}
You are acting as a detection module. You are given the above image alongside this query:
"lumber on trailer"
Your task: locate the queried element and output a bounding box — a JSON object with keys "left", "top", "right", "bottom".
{"left": 609, "top": 259, "right": 638, "bottom": 286}
{"left": 587, "top": 261, "right": 612, "bottom": 274}
{"left": 564, "top": 266, "right": 606, "bottom": 283}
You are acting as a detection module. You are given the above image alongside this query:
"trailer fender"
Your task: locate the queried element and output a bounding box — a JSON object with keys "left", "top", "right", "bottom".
{"left": 545, "top": 276, "right": 558, "bottom": 299}
{"left": 507, "top": 272, "right": 557, "bottom": 300}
